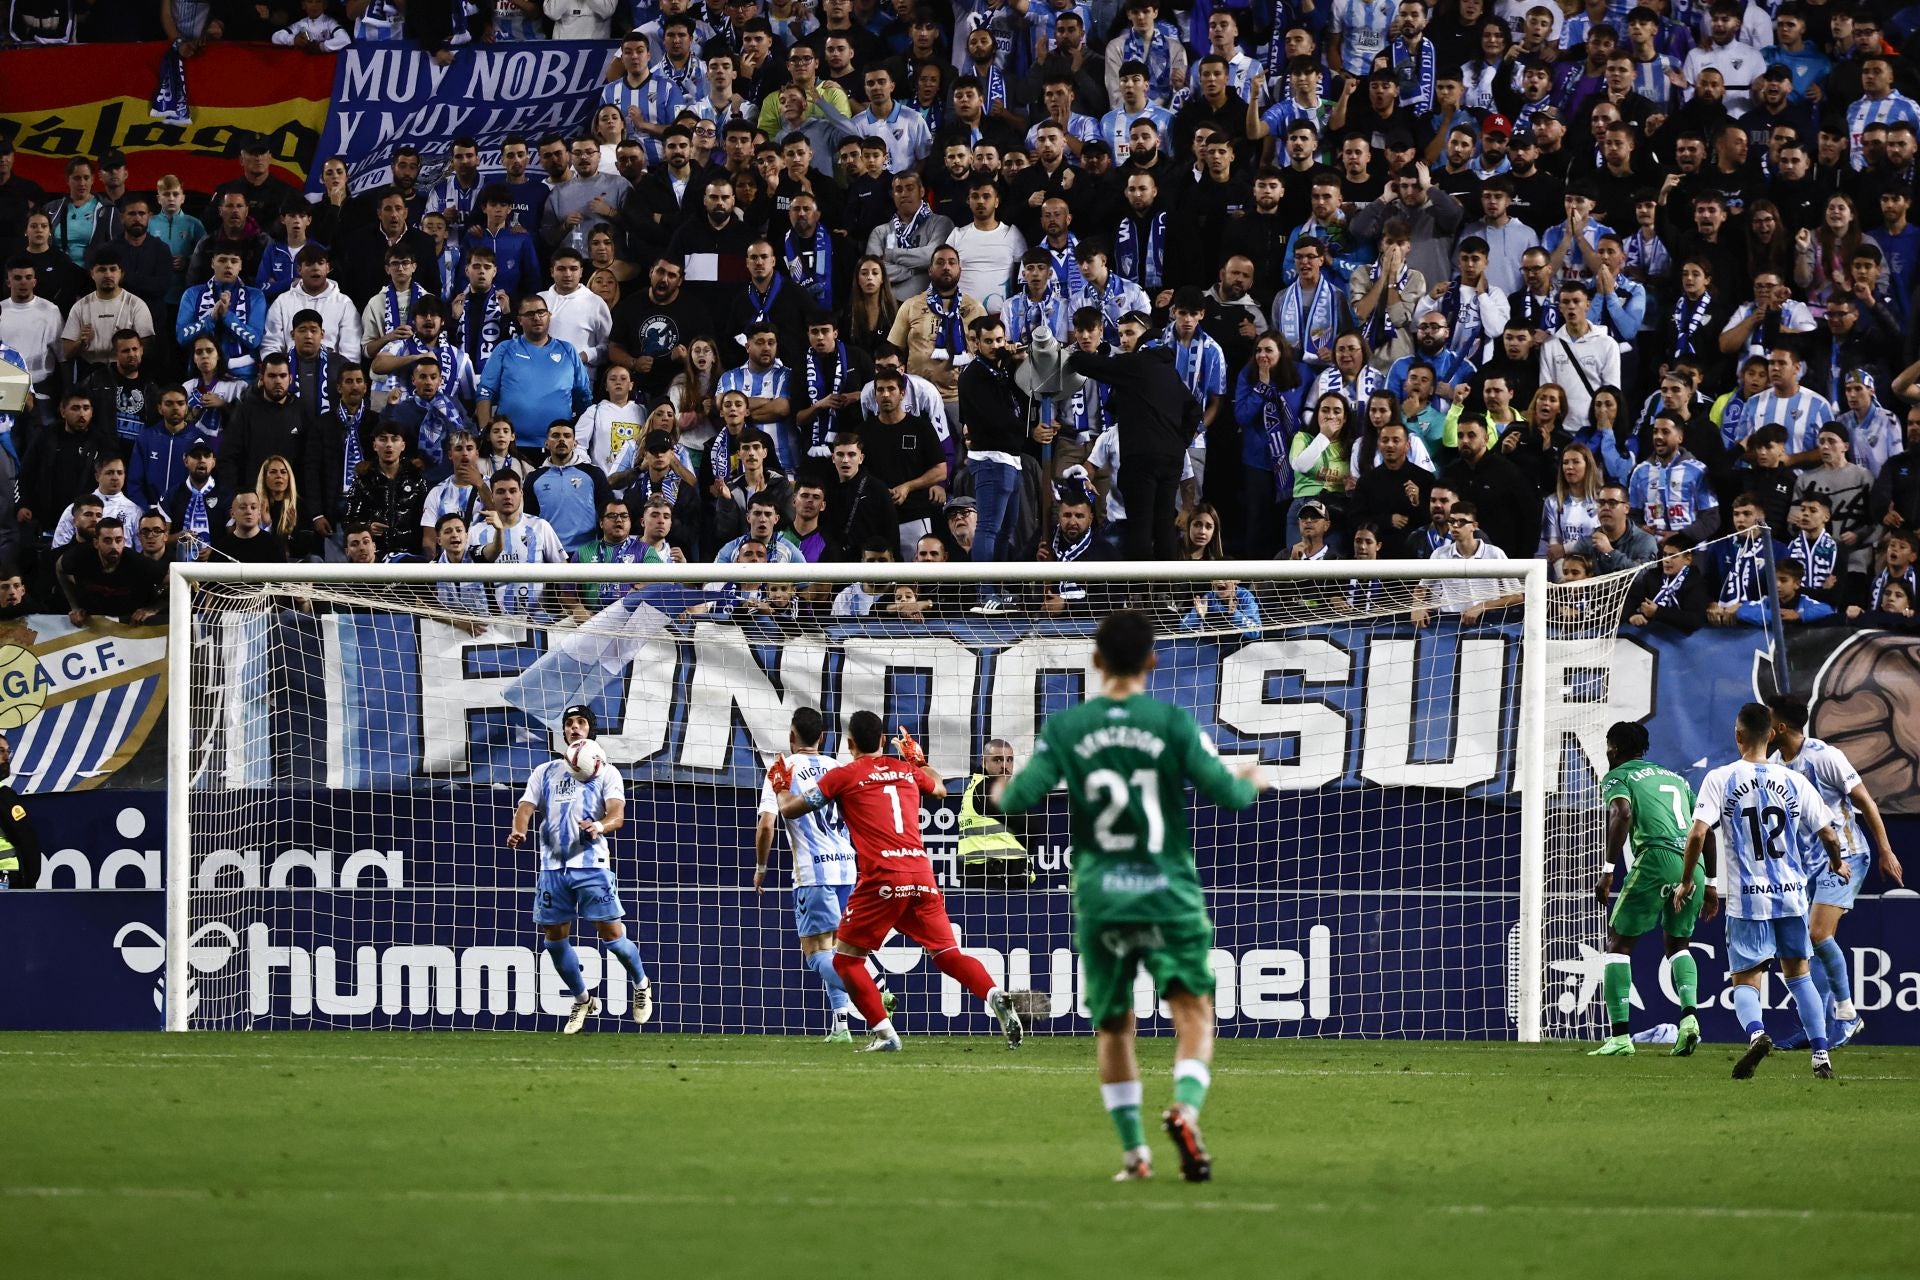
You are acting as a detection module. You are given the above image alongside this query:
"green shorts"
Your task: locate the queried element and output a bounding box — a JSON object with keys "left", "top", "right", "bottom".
{"left": 1610, "top": 857, "right": 1706, "bottom": 940}
{"left": 1078, "top": 916, "right": 1215, "bottom": 1027}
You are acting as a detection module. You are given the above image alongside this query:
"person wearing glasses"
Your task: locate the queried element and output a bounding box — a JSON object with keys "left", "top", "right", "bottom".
{"left": 475, "top": 295, "right": 594, "bottom": 454}
{"left": 958, "top": 737, "right": 1033, "bottom": 889}
{"left": 1572, "top": 483, "right": 1660, "bottom": 575}
{"left": 1413, "top": 498, "right": 1523, "bottom": 627}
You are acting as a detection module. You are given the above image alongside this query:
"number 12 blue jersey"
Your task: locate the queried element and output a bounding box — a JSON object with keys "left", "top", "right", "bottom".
{"left": 1691, "top": 759, "right": 1834, "bottom": 921}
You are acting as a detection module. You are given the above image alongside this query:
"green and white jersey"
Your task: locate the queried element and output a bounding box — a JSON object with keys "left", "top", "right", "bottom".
{"left": 1601, "top": 758, "right": 1694, "bottom": 870}
{"left": 998, "top": 694, "right": 1258, "bottom": 927}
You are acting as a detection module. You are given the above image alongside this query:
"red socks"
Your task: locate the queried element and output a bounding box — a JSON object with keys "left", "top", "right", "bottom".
{"left": 831, "top": 952, "right": 889, "bottom": 1024}
{"left": 929, "top": 947, "right": 996, "bottom": 1002}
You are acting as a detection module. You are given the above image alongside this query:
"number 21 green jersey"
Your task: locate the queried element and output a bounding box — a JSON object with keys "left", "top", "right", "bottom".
{"left": 998, "top": 694, "right": 1258, "bottom": 927}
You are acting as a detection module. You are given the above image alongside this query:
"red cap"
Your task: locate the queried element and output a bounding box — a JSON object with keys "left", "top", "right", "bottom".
{"left": 1481, "top": 113, "right": 1512, "bottom": 136}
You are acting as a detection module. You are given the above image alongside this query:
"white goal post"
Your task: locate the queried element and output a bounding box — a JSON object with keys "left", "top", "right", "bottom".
{"left": 166, "top": 554, "right": 1629, "bottom": 1041}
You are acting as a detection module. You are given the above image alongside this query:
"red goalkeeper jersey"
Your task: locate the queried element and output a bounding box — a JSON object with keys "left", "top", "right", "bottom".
{"left": 813, "top": 755, "right": 937, "bottom": 886}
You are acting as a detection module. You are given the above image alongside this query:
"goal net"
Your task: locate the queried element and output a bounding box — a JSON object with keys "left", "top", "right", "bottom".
{"left": 166, "top": 555, "right": 1647, "bottom": 1039}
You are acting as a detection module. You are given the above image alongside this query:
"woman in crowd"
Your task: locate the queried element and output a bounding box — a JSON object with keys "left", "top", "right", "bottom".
{"left": 1574, "top": 384, "right": 1634, "bottom": 486}
{"left": 1541, "top": 443, "right": 1603, "bottom": 579}
{"left": 1796, "top": 194, "right": 1863, "bottom": 306}
{"left": 182, "top": 335, "right": 249, "bottom": 442}
{"left": 1288, "top": 391, "right": 1359, "bottom": 549}
{"left": 255, "top": 455, "right": 316, "bottom": 561}
{"left": 842, "top": 256, "right": 900, "bottom": 355}
{"left": 670, "top": 335, "right": 721, "bottom": 447}
{"left": 1234, "top": 333, "right": 1302, "bottom": 561}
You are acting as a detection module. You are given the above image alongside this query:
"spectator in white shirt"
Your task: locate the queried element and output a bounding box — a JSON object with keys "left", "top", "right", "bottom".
{"left": 1415, "top": 498, "right": 1524, "bottom": 625}
{"left": 540, "top": 247, "right": 614, "bottom": 378}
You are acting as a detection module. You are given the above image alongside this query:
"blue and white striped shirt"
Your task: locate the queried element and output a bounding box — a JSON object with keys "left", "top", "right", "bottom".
{"left": 1739, "top": 387, "right": 1834, "bottom": 455}
{"left": 717, "top": 361, "right": 792, "bottom": 431}
{"left": 1098, "top": 104, "right": 1174, "bottom": 162}
{"left": 757, "top": 751, "right": 857, "bottom": 887}
{"left": 1848, "top": 92, "right": 1920, "bottom": 170}
{"left": 601, "top": 72, "right": 688, "bottom": 165}
{"left": 1328, "top": 0, "right": 1395, "bottom": 79}
{"left": 1692, "top": 759, "right": 1832, "bottom": 921}
{"left": 522, "top": 757, "right": 625, "bottom": 871}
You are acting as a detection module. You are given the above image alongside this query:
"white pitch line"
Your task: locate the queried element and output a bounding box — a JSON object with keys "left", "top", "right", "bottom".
{"left": 4, "top": 1185, "right": 1915, "bottom": 1224}
{"left": 2, "top": 1046, "right": 1912, "bottom": 1081}
{"left": 0, "top": 1047, "right": 1488, "bottom": 1077}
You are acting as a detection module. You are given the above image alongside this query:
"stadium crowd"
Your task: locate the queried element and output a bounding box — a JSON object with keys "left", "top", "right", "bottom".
{"left": 8, "top": 0, "right": 1920, "bottom": 630}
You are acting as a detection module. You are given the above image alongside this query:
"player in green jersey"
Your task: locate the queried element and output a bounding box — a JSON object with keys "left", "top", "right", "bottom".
{"left": 1590, "top": 721, "right": 1718, "bottom": 1058}
{"left": 994, "top": 609, "right": 1270, "bottom": 1184}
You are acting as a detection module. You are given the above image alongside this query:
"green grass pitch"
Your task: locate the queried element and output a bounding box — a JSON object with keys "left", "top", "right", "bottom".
{"left": 5, "top": 1032, "right": 1917, "bottom": 1279}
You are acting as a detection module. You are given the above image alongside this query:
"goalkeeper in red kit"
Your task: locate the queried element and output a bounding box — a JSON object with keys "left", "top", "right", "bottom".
{"left": 776, "top": 709, "right": 1024, "bottom": 1052}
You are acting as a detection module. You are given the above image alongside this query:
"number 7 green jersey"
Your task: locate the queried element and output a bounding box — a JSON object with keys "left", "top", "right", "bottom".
{"left": 997, "top": 694, "right": 1259, "bottom": 926}
{"left": 1600, "top": 759, "right": 1694, "bottom": 866}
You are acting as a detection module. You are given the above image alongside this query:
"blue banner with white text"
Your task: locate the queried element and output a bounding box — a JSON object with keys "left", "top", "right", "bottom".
{"left": 308, "top": 40, "right": 615, "bottom": 197}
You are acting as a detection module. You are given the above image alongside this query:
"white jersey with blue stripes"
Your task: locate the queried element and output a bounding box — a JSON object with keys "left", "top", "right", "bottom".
{"left": 521, "top": 757, "right": 625, "bottom": 871}
{"left": 757, "top": 751, "right": 857, "bottom": 887}
{"left": 1771, "top": 736, "right": 1867, "bottom": 863}
{"left": 1692, "top": 758, "right": 1834, "bottom": 921}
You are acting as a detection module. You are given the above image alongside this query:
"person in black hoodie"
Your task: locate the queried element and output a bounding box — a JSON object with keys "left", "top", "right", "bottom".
{"left": 216, "top": 353, "right": 322, "bottom": 535}
{"left": 822, "top": 430, "right": 898, "bottom": 562}
{"left": 956, "top": 313, "right": 1034, "bottom": 610}
{"left": 20, "top": 390, "right": 109, "bottom": 543}
{"left": 1444, "top": 414, "right": 1542, "bottom": 559}
{"left": 1067, "top": 309, "right": 1196, "bottom": 561}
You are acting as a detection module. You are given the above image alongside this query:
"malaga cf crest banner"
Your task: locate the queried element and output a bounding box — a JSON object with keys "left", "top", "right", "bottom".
{"left": 309, "top": 39, "right": 615, "bottom": 198}
{"left": 0, "top": 617, "right": 167, "bottom": 795}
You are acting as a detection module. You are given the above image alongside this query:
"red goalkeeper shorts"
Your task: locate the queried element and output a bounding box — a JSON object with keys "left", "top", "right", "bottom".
{"left": 837, "top": 878, "right": 958, "bottom": 953}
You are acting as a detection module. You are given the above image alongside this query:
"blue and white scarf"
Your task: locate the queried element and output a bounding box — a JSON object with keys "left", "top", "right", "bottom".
{"left": 784, "top": 222, "right": 833, "bottom": 309}
{"left": 1249, "top": 378, "right": 1301, "bottom": 501}
{"left": 1717, "top": 535, "right": 1773, "bottom": 606}
{"left": 1114, "top": 211, "right": 1165, "bottom": 287}
{"left": 1361, "top": 262, "right": 1410, "bottom": 350}
{"left": 1389, "top": 37, "right": 1436, "bottom": 114}
{"left": 1275, "top": 275, "right": 1340, "bottom": 362}
{"left": 151, "top": 40, "right": 190, "bottom": 126}
{"left": 1789, "top": 530, "right": 1838, "bottom": 589}
{"left": 459, "top": 287, "right": 509, "bottom": 371}
{"left": 802, "top": 342, "right": 851, "bottom": 456}
{"left": 1044, "top": 234, "right": 1085, "bottom": 299}
{"left": 1122, "top": 23, "right": 1174, "bottom": 103}
{"left": 926, "top": 286, "right": 966, "bottom": 354}
{"left": 892, "top": 203, "right": 932, "bottom": 250}
{"left": 196, "top": 280, "right": 254, "bottom": 371}
{"left": 413, "top": 388, "right": 466, "bottom": 465}
{"left": 1672, "top": 291, "right": 1713, "bottom": 359}
{"left": 337, "top": 402, "right": 367, "bottom": 491}
{"left": 1653, "top": 564, "right": 1692, "bottom": 609}
{"left": 745, "top": 273, "right": 785, "bottom": 325}
{"left": 289, "top": 349, "right": 333, "bottom": 418}
{"left": 179, "top": 479, "right": 214, "bottom": 558}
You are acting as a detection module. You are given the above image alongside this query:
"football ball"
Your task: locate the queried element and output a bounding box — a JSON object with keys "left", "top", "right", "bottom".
{"left": 564, "top": 739, "right": 606, "bottom": 782}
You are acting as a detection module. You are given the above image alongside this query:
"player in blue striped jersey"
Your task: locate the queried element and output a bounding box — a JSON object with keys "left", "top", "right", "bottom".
{"left": 756, "top": 708, "right": 857, "bottom": 1040}
{"left": 754, "top": 707, "right": 887, "bottom": 1042}
{"left": 1766, "top": 695, "right": 1904, "bottom": 1050}
{"left": 507, "top": 705, "right": 654, "bottom": 1033}
{"left": 1676, "top": 703, "right": 1847, "bottom": 1079}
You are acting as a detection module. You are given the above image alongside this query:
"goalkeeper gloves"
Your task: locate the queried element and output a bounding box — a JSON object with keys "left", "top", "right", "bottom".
{"left": 895, "top": 726, "right": 927, "bottom": 769}
{"left": 766, "top": 757, "right": 793, "bottom": 793}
